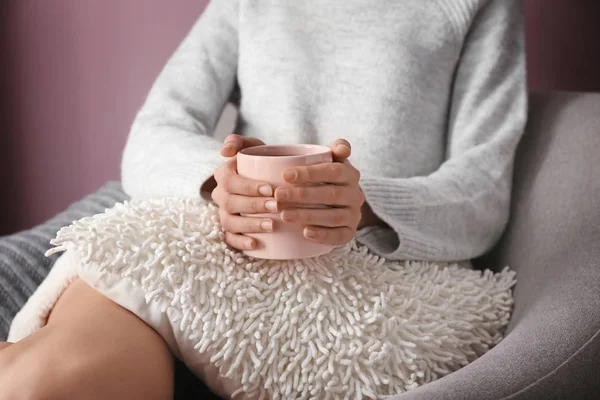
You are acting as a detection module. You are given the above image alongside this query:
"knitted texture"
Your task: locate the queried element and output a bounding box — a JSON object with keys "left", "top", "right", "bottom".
{"left": 122, "top": 0, "right": 527, "bottom": 261}
{"left": 0, "top": 182, "right": 128, "bottom": 340}
{"left": 43, "top": 198, "right": 515, "bottom": 399}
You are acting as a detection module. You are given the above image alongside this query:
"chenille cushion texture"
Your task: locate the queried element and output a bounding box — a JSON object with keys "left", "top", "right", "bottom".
{"left": 44, "top": 198, "right": 515, "bottom": 400}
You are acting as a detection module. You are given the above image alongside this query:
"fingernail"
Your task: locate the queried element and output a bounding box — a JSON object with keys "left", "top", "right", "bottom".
{"left": 265, "top": 200, "right": 278, "bottom": 212}
{"left": 222, "top": 144, "right": 234, "bottom": 155}
{"left": 260, "top": 219, "right": 273, "bottom": 231}
{"left": 258, "top": 185, "right": 272, "bottom": 196}
{"left": 304, "top": 227, "right": 318, "bottom": 238}
{"left": 336, "top": 144, "right": 350, "bottom": 153}
{"left": 276, "top": 188, "right": 289, "bottom": 201}
{"left": 283, "top": 169, "right": 297, "bottom": 182}
{"left": 245, "top": 239, "right": 255, "bottom": 249}
{"left": 281, "top": 210, "right": 296, "bottom": 221}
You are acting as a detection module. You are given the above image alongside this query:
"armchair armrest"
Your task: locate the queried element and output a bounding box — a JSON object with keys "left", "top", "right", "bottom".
{"left": 393, "top": 92, "right": 600, "bottom": 399}
{"left": 0, "top": 182, "right": 128, "bottom": 339}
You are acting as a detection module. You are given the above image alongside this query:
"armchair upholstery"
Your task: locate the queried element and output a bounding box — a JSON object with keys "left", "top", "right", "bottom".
{"left": 394, "top": 91, "right": 600, "bottom": 399}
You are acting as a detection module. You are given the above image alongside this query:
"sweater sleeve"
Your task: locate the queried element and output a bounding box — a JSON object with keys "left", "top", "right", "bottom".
{"left": 121, "top": 0, "right": 239, "bottom": 200}
{"left": 356, "top": 0, "right": 527, "bottom": 261}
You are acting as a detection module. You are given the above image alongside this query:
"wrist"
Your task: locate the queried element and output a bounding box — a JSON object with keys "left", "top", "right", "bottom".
{"left": 358, "top": 201, "right": 387, "bottom": 230}
{"left": 200, "top": 176, "right": 217, "bottom": 201}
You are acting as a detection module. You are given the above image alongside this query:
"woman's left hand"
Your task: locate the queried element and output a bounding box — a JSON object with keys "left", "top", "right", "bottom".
{"left": 275, "top": 139, "right": 366, "bottom": 245}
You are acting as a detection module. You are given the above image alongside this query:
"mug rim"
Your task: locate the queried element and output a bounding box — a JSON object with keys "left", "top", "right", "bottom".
{"left": 238, "top": 144, "right": 332, "bottom": 159}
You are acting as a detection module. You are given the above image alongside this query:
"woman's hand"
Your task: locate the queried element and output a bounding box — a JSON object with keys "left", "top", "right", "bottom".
{"left": 211, "top": 134, "right": 276, "bottom": 251}
{"left": 276, "top": 139, "right": 366, "bottom": 246}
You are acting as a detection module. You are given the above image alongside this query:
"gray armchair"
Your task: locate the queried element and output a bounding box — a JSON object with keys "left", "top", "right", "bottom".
{"left": 1, "top": 91, "right": 599, "bottom": 399}
{"left": 395, "top": 92, "right": 600, "bottom": 399}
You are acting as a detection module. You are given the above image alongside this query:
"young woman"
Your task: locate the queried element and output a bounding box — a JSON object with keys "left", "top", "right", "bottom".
{"left": 0, "top": 0, "right": 526, "bottom": 398}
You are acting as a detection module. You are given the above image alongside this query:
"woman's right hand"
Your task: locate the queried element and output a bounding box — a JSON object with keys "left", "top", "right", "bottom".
{"left": 211, "top": 134, "right": 277, "bottom": 251}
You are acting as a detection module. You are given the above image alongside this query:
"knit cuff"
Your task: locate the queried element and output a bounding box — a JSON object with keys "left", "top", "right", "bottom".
{"left": 358, "top": 176, "right": 439, "bottom": 260}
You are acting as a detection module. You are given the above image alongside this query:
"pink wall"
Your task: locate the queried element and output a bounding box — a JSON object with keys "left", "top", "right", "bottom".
{"left": 525, "top": 0, "right": 600, "bottom": 91}
{"left": 1, "top": 0, "right": 599, "bottom": 234}
{"left": 0, "top": 0, "right": 209, "bottom": 234}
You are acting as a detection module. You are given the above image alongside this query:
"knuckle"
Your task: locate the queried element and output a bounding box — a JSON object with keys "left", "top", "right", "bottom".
{"left": 251, "top": 199, "right": 261, "bottom": 213}
{"left": 225, "top": 133, "right": 241, "bottom": 144}
{"left": 328, "top": 163, "right": 342, "bottom": 180}
{"left": 211, "top": 188, "right": 220, "bottom": 204}
{"left": 224, "top": 194, "right": 234, "bottom": 213}
{"left": 358, "top": 190, "right": 366, "bottom": 206}
{"left": 307, "top": 167, "right": 319, "bottom": 183}
{"left": 342, "top": 228, "right": 354, "bottom": 243}
{"left": 332, "top": 211, "right": 346, "bottom": 227}
{"left": 242, "top": 180, "right": 254, "bottom": 196}
{"left": 295, "top": 187, "right": 306, "bottom": 201}
{"left": 214, "top": 189, "right": 226, "bottom": 207}
{"left": 355, "top": 208, "right": 363, "bottom": 227}
{"left": 247, "top": 219, "right": 260, "bottom": 233}
{"left": 326, "top": 186, "right": 339, "bottom": 203}
{"left": 220, "top": 213, "right": 231, "bottom": 231}
{"left": 297, "top": 210, "right": 309, "bottom": 224}
{"left": 298, "top": 166, "right": 309, "bottom": 182}
{"left": 222, "top": 175, "right": 233, "bottom": 193}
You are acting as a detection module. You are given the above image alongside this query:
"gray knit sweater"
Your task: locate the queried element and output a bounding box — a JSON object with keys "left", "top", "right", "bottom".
{"left": 122, "top": 0, "right": 527, "bottom": 261}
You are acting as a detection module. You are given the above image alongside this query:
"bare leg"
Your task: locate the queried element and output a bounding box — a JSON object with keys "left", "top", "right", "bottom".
{"left": 0, "top": 279, "right": 174, "bottom": 400}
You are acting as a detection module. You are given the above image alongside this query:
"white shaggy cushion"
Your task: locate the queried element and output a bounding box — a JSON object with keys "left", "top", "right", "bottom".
{"left": 44, "top": 198, "right": 515, "bottom": 399}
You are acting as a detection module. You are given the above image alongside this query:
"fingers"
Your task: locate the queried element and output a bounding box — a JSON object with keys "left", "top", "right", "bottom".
{"left": 219, "top": 207, "right": 272, "bottom": 251}
{"left": 223, "top": 215, "right": 357, "bottom": 249}
{"left": 275, "top": 185, "right": 363, "bottom": 207}
{"left": 282, "top": 162, "right": 360, "bottom": 185}
{"left": 219, "top": 209, "right": 273, "bottom": 234}
{"left": 215, "top": 159, "right": 273, "bottom": 197}
{"left": 281, "top": 208, "right": 360, "bottom": 229}
{"left": 212, "top": 187, "right": 278, "bottom": 214}
{"left": 221, "top": 134, "right": 265, "bottom": 157}
{"left": 224, "top": 232, "right": 256, "bottom": 251}
{"left": 215, "top": 137, "right": 361, "bottom": 248}
{"left": 328, "top": 138, "right": 352, "bottom": 161}
{"left": 303, "top": 226, "right": 356, "bottom": 245}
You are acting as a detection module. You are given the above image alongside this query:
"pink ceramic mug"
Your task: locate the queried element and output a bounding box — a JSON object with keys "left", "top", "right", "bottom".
{"left": 237, "top": 144, "right": 334, "bottom": 260}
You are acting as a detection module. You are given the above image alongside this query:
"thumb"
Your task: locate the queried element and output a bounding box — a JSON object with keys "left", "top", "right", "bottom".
{"left": 328, "top": 138, "right": 351, "bottom": 161}
{"left": 221, "top": 134, "right": 265, "bottom": 157}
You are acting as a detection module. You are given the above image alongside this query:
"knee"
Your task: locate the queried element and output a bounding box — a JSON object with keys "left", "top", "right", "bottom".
{"left": 0, "top": 352, "right": 58, "bottom": 400}
{"left": 1, "top": 351, "right": 173, "bottom": 400}
{"left": 0, "top": 350, "right": 94, "bottom": 400}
